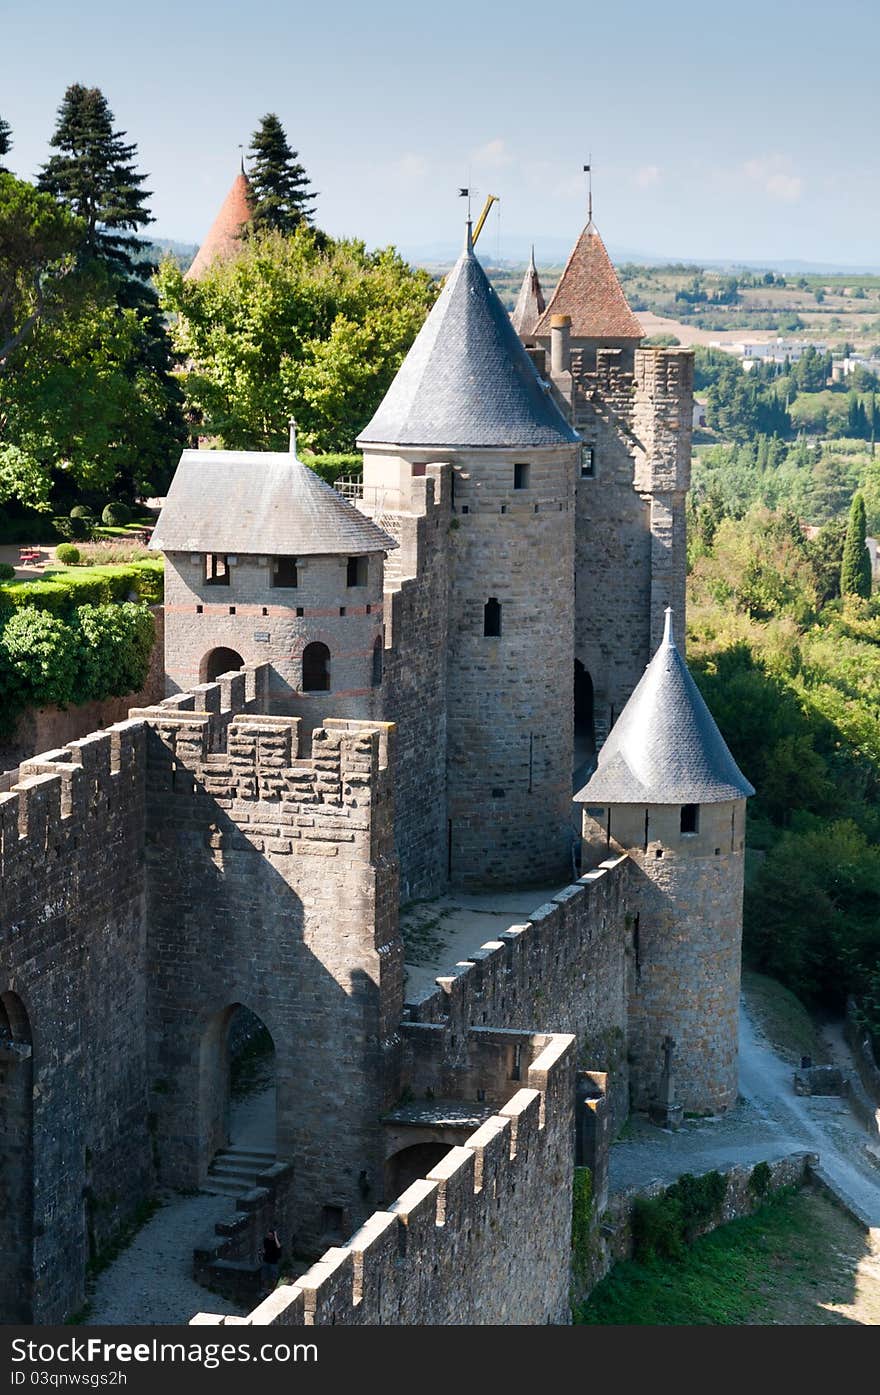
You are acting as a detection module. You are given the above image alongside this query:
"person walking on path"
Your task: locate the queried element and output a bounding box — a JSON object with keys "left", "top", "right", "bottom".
{"left": 261, "top": 1229, "right": 282, "bottom": 1293}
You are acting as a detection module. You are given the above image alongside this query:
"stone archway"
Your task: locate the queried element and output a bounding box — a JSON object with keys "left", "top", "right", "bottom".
{"left": 199, "top": 1004, "right": 277, "bottom": 1187}
{"left": 201, "top": 647, "right": 245, "bottom": 684}
{"left": 574, "top": 660, "right": 596, "bottom": 776}
{"left": 384, "top": 1141, "right": 450, "bottom": 1201}
{"left": 0, "top": 992, "right": 34, "bottom": 1322}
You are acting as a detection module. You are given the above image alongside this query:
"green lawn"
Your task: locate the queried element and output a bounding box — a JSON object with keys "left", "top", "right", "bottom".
{"left": 577, "top": 1188, "right": 878, "bottom": 1325}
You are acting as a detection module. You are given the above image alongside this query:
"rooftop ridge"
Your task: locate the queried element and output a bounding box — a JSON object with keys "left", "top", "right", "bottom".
{"left": 534, "top": 221, "right": 642, "bottom": 342}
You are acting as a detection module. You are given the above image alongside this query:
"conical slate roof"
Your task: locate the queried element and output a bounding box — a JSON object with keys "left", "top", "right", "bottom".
{"left": 357, "top": 227, "right": 579, "bottom": 449}
{"left": 575, "top": 611, "right": 754, "bottom": 805}
{"left": 151, "top": 436, "right": 397, "bottom": 557}
{"left": 534, "top": 222, "right": 642, "bottom": 341}
{"left": 511, "top": 246, "right": 546, "bottom": 339}
{"left": 185, "top": 171, "right": 253, "bottom": 282}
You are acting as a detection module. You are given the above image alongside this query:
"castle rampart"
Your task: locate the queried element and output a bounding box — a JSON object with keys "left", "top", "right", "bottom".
{"left": 193, "top": 1030, "right": 575, "bottom": 1326}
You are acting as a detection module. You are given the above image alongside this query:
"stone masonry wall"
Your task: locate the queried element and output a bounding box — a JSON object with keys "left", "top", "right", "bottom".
{"left": 374, "top": 468, "right": 450, "bottom": 900}
{"left": 0, "top": 721, "right": 153, "bottom": 1323}
{"left": 405, "top": 857, "right": 633, "bottom": 1128}
{"left": 136, "top": 673, "right": 404, "bottom": 1256}
{"left": 193, "top": 1032, "right": 575, "bottom": 1326}
{"left": 583, "top": 799, "right": 745, "bottom": 1114}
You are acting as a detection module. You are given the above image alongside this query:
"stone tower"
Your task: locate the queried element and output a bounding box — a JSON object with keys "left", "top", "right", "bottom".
{"left": 359, "top": 224, "right": 581, "bottom": 887}
{"left": 525, "top": 221, "right": 693, "bottom": 750}
{"left": 576, "top": 610, "right": 753, "bottom": 1114}
{"left": 510, "top": 246, "right": 545, "bottom": 344}
{"left": 151, "top": 428, "right": 396, "bottom": 729}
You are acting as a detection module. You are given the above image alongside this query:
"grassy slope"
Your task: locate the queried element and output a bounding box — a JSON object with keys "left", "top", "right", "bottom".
{"left": 741, "top": 969, "right": 830, "bottom": 1065}
{"left": 577, "top": 1189, "right": 879, "bottom": 1325}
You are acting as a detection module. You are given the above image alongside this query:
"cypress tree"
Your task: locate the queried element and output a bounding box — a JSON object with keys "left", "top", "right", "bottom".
{"left": 38, "top": 84, "right": 154, "bottom": 295}
{"left": 248, "top": 113, "right": 316, "bottom": 233}
{"left": 0, "top": 115, "right": 12, "bottom": 174}
{"left": 840, "top": 491, "right": 872, "bottom": 599}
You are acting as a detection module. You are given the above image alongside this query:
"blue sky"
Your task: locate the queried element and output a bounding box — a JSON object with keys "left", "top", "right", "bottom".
{"left": 3, "top": 0, "right": 878, "bottom": 264}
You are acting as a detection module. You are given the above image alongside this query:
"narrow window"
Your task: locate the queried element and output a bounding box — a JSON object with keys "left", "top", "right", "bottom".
{"left": 514, "top": 462, "right": 530, "bottom": 490}
{"left": 580, "top": 445, "right": 595, "bottom": 479}
{"left": 204, "top": 554, "right": 229, "bottom": 586}
{"left": 346, "top": 555, "right": 368, "bottom": 587}
{"left": 483, "top": 597, "right": 501, "bottom": 637}
{"left": 272, "top": 556, "right": 298, "bottom": 587}
{"left": 372, "top": 635, "right": 383, "bottom": 687}
{"left": 302, "top": 641, "right": 330, "bottom": 692}
{"left": 680, "top": 803, "right": 699, "bottom": 835}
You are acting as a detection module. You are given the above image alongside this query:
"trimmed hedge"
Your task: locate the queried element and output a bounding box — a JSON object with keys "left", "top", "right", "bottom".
{"left": 303, "top": 453, "right": 362, "bottom": 487}
{"left": 0, "top": 601, "right": 156, "bottom": 734}
{"left": 0, "top": 560, "right": 164, "bottom": 618}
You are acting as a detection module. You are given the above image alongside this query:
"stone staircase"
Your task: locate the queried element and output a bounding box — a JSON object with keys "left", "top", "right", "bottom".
{"left": 204, "top": 1144, "right": 277, "bottom": 1198}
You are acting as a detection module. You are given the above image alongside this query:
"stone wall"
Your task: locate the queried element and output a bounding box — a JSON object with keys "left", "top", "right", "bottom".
{"left": 375, "top": 468, "right": 450, "bottom": 900}
{"left": 135, "top": 677, "right": 404, "bottom": 1255}
{"left": 192, "top": 1032, "right": 575, "bottom": 1326}
{"left": 405, "top": 857, "right": 633, "bottom": 1128}
{"left": 0, "top": 606, "right": 165, "bottom": 777}
{"left": 163, "top": 551, "right": 386, "bottom": 728}
{"left": 583, "top": 799, "right": 745, "bottom": 1114}
{"left": 0, "top": 721, "right": 153, "bottom": 1323}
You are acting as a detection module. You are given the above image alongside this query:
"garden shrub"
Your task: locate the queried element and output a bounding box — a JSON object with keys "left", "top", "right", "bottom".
{"left": 69, "top": 505, "right": 94, "bottom": 520}
{"left": 0, "top": 563, "right": 14, "bottom": 581}
{"left": 54, "top": 514, "right": 94, "bottom": 542}
{"left": 0, "top": 608, "right": 84, "bottom": 709}
{"left": 54, "top": 544, "right": 81, "bottom": 565}
{"left": 101, "top": 502, "right": 132, "bottom": 527}
{"left": 749, "top": 1161, "right": 772, "bottom": 1199}
{"left": 632, "top": 1171, "right": 727, "bottom": 1262}
{"left": 0, "top": 561, "right": 164, "bottom": 618}
{"left": 76, "top": 603, "right": 155, "bottom": 700}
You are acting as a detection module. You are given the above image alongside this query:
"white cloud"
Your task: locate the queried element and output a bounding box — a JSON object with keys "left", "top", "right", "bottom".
{"left": 471, "top": 138, "right": 513, "bottom": 171}
{"left": 635, "top": 164, "right": 661, "bottom": 189}
{"left": 743, "top": 156, "right": 802, "bottom": 203}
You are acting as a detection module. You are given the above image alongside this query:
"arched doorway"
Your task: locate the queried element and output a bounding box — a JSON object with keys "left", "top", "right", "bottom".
{"left": 384, "top": 1141, "right": 451, "bottom": 1201}
{"left": 302, "top": 642, "right": 330, "bottom": 692}
{"left": 199, "top": 1004, "right": 277, "bottom": 1190}
{"left": 574, "top": 661, "right": 596, "bottom": 776}
{"left": 202, "top": 647, "right": 245, "bottom": 683}
{"left": 0, "top": 992, "right": 33, "bottom": 1321}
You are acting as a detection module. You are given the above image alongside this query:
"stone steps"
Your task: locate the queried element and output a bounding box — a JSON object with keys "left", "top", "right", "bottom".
{"left": 203, "top": 1144, "right": 277, "bottom": 1199}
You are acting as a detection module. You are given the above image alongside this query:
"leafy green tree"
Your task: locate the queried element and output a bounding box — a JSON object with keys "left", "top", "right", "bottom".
{"left": 248, "top": 114, "right": 316, "bottom": 234}
{"left": 157, "top": 226, "right": 437, "bottom": 452}
{"left": 38, "top": 84, "right": 153, "bottom": 294}
{"left": 0, "top": 172, "right": 82, "bottom": 370}
{"left": 0, "top": 606, "right": 82, "bottom": 707}
{"left": 76, "top": 601, "right": 154, "bottom": 700}
{"left": 840, "top": 491, "right": 872, "bottom": 598}
{"left": 806, "top": 517, "right": 847, "bottom": 604}
{"left": 0, "top": 116, "right": 11, "bottom": 174}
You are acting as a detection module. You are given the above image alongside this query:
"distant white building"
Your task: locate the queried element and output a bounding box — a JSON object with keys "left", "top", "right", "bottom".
{"left": 712, "top": 338, "right": 828, "bottom": 371}
{"left": 831, "top": 355, "right": 880, "bottom": 382}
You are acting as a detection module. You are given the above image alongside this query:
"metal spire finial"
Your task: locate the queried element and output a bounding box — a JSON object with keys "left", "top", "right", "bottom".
{"left": 239, "top": 143, "right": 245, "bottom": 175}
{"left": 584, "top": 156, "right": 592, "bottom": 226}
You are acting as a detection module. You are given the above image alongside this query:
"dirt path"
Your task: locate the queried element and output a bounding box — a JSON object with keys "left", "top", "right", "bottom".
{"left": 611, "top": 1000, "right": 880, "bottom": 1225}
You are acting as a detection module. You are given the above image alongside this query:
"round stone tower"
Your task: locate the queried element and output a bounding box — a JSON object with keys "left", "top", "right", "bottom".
{"left": 576, "top": 610, "right": 754, "bottom": 1114}
{"left": 358, "top": 224, "right": 580, "bottom": 888}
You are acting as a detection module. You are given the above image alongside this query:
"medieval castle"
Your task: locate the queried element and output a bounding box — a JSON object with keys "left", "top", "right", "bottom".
{"left": 0, "top": 183, "right": 753, "bottom": 1326}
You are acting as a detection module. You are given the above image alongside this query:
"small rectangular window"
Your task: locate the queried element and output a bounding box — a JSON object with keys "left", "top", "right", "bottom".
{"left": 580, "top": 445, "right": 595, "bottom": 479}
{"left": 272, "top": 556, "right": 298, "bottom": 588}
{"left": 204, "top": 554, "right": 229, "bottom": 586}
{"left": 321, "top": 1205, "right": 344, "bottom": 1238}
{"left": 346, "top": 555, "right": 368, "bottom": 587}
{"left": 484, "top": 597, "right": 501, "bottom": 637}
{"left": 680, "top": 804, "right": 699, "bottom": 835}
{"left": 514, "top": 462, "right": 530, "bottom": 490}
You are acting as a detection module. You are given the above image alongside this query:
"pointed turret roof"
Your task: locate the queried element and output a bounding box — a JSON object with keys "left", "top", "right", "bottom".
{"left": 357, "top": 226, "right": 579, "bottom": 449}
{"left": 575, "top": 611, "right": 754, "bottom": 806}
{"left": 511, "top": 246, "right": 546, "bottom": 339}
{"left": 185, "top": 171, "right": 254, "bottom": 281}
{"left": 534, "top": 222, "right": 642, "bottom": 342}
{"left": 151, "top": 432, "right": 397, "bottom": 557}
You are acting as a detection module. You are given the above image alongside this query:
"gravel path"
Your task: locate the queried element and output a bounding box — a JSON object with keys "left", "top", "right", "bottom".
{"left": 611, "top": 1001, "right": 880, "bottom": 1224}
{"left": 85, "top": 1191, "right": 248, "bottom": 1325}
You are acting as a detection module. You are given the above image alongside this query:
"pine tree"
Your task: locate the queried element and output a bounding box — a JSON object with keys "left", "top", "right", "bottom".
{"left": 38, "top": 84, "right": 154, "bottom": 293}
{"left": 248, "top": 113, "right": 316, "bottom": 234}
{"left": 0, "top": 115, "right": 12, "bottom": 174}
{"left": 840, "top": 491, "right": 872, "bottom": 599}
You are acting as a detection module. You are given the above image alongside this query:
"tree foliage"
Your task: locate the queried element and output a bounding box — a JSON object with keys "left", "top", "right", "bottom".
{"left": 0, "top": 172, "right": 82, "bottom": 370}
{"left": 840, "top": 491, "right": 872, "bottom": 599}
{"left": 0, "top": 115, "right": 12, "bottom": 174}
{"left": 248, "top": 113, "right": 316, "bottom": 234}
{"left": 157, "top": 226, "right": 437, "bottom": 452}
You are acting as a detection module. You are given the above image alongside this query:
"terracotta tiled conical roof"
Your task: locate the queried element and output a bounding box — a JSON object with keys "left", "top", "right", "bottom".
{"left": 510, "top": 246, "right": 545, "bottom": 339}
{"left": 534, "top": 222, "right": 642, "bottom": 341}
{"left": 574, "top": 610, "right": 754, "bottom": 806}
{"left": 185, "top": 171, "right": 254, "bottom": 281}
{"left": 358, "top": 224, "right": 579, "bottom": 449}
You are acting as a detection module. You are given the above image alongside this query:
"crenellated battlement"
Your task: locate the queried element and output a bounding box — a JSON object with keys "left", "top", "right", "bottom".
{"left": 193, "top": 1031, "right": 575, "bottom": 1327}
{"left": 0, "top": 718, "right": 146, "bottom": 885}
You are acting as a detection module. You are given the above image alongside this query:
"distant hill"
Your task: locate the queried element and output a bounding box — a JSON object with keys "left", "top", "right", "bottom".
{"left": 134, "top": 236, "right": 198, "bottom": 272}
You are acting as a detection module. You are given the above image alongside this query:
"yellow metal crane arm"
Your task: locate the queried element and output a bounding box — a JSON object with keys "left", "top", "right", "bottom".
{"left": 471, "top": 195, "right": 498, "bottom": 247}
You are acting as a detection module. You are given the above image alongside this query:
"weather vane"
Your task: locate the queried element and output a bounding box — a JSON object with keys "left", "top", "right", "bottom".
{"left": 584, "top": 157, "right": 592, "bottom": 225}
